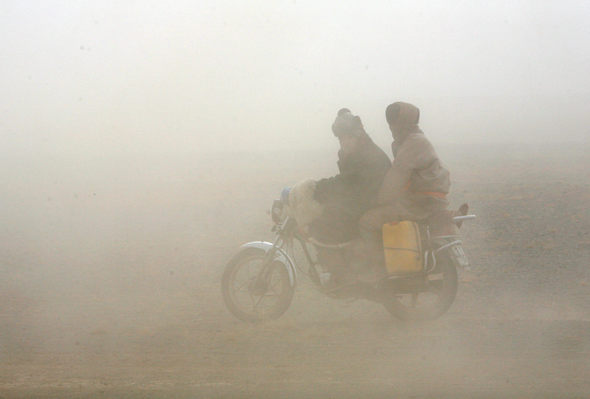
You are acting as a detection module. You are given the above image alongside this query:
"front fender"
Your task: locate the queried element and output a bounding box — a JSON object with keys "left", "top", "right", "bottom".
{"left": 237, "top": 241, "right": 297, "bottom": 288}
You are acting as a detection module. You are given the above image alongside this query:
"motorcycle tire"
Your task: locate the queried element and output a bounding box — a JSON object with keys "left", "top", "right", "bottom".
{"left": 382, "top": 253, "right": 458, "bottom": 321}
{"left": 221, "top": 249, "right": 295, "bottom": 323}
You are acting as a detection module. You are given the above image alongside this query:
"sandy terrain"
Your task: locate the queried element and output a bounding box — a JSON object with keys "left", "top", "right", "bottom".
{"left": 1, "top": 142, "right": 589, "bottom": 398}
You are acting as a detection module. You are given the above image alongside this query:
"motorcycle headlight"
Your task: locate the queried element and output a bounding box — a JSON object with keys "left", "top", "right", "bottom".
{"left": 280, "top": 187, "right": 291, "bottom": 203}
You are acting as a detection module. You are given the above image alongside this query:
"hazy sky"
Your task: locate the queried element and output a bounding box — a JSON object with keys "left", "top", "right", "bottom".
{"left": 2, "top": 0, "right": 589, "bottom": 154}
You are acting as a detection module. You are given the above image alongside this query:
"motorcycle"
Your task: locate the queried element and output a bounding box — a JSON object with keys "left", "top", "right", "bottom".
{"left": 221, "top": 191, "right": 475, "bottom": 322}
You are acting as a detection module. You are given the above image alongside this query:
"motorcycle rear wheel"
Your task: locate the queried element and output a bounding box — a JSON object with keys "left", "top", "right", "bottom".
{"left": 222, "top": 250, "right": 294, "bottom": 323}
{"left": 382, "top": 254, "right": 458, "bottom": 321}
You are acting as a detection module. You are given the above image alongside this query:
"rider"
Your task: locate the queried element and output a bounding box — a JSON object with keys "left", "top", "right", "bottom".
{"left": 309, "top": 108, "right": 391, "bottom": 244}
{"left": 309, "top": 108, "right": 390, "bottom": 277}
{"left": 359, "top": 102, "right": 451, "bottom": 268}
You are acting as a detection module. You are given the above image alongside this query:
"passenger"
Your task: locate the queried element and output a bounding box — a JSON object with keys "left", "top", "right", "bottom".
{"left": 359, "top": 102, "right": 451, "bottom": 267}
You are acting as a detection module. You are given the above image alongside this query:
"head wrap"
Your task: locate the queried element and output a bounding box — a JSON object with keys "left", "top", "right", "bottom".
{"left": 331, "top": 108, "right": 365, "bottom": 137}
{"left": 385, "top": 102, "right": 420, "bottom": 126}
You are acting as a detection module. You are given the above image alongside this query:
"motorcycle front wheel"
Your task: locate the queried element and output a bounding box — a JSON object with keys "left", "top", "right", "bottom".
{"left": 381, "top": 254, "right": 458, "bottom": 321}
{"left": 221, "top": 249, "right": 295, "bottom": 323}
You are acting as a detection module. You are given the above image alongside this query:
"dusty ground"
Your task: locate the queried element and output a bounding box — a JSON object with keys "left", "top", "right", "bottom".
{"left": 1, "top": 143, "right": 589, "bottom": 398}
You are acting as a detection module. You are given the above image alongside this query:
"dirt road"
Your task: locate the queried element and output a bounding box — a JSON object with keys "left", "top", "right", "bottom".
{"left": 1, "top": 143, "right": 589, "bottom": 398}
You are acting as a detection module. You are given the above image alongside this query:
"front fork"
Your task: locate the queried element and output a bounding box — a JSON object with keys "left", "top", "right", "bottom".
{"left": 250, "top": 235, "right": 284, "bottom": 294}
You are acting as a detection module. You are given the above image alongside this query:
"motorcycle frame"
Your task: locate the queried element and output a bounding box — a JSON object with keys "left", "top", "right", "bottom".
{"left": 244, "top": 216, "right": 327, "bottom": 291}
{"left": 247, "top": 211, "right": 473, "bottom": 294}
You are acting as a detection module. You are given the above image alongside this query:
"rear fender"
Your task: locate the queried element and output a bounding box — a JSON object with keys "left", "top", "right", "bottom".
{"left": 433, "top": 238, "right": 469, "bottom": 269}
{"left": 237, "top": 241, "right": 297, "bottom": 288}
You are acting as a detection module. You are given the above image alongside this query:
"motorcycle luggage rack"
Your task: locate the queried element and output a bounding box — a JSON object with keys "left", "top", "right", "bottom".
{"left": 453, "top": 214, "right": 476, "bottom": 222}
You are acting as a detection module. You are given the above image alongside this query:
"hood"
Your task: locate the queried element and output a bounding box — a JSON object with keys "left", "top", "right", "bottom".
{"left": 332, "top": 109, "right": 366, "bottom": 138}
{"left": 385, "top": 101, "right": 420, "bottom": 127}
{"left": 386, "top": 101, "right": 421, "bottom": 145}
{"left": 396, "top": 102, "right": 420, "bottom": 126}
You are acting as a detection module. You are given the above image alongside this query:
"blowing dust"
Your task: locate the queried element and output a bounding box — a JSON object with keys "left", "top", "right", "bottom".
{"left": 1, "top": 142, "right": 589, "bottom": 397}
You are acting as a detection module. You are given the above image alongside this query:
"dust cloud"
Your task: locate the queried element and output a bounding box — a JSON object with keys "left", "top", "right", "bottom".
{"left": 1, "top": 1, "right": 590, "bottom": 398}
{"left": 2, "top": 143, "right": 589, "bottom": 397}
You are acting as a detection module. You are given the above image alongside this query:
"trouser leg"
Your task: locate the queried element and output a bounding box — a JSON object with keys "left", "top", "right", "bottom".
{"left": 359, "top": 228, "right": 384, "bottom": 272}
{"left": 309, "top": 203, "right": 358, "bottom": 244}
{"left": 316, "top": 247, "right": 345, "bottom": 274}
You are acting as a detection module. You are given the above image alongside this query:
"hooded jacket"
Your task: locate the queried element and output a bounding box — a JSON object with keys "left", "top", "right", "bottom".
{"left": 315, "top": 133, "right": 391, "bottom": 213}
{"left": 311, "top": 128, "right": 391, "bottom": 243}
{"left": 377, "top": 103, "right": 450, "bottom": 219}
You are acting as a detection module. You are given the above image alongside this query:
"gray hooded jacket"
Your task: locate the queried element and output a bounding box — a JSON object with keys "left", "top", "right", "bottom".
{"left": 376, "top": 102, "right": 450, "bottom": 220}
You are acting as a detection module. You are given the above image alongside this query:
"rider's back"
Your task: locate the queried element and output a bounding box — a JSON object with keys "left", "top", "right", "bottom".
{"left": 378, "top": 131, "right": 449, "bottom": 200}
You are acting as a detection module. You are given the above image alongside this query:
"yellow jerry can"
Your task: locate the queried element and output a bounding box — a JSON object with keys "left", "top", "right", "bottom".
{"left": 382, "top": 221, "right": 423, "bottom": 274}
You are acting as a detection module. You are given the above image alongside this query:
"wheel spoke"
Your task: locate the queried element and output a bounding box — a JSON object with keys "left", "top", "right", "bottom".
{"left": 248, "top": 292, "right": 256, "bottom": 307}
{"left": 427, "top": 279, "right": 443, "bottom": 294}
{"left": 253, "top": 293, "right": 266, "bottom": 312}
{"left": 224, "top": 255, "right": 293, "bottom": 322}
{"left": 429, "top": 278, "right": 443, "bottom": 287}
{"left": 382, "top": 260, "right": 457, "bottom": 321}
{"left": 234, "top": 276, "right": 254, "bottom": 293}
{"left": 427, "top": 272, "right": 443, "bottom": 281}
